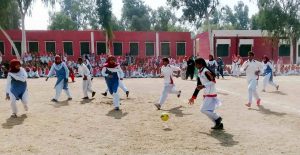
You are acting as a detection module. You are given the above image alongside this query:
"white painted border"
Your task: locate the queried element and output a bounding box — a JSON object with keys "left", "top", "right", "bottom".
{"left": 239, "top": 39, "right": 254, "bottom": 46}
{"left": 216, "top": 39, "right": 231, "bottom": 47}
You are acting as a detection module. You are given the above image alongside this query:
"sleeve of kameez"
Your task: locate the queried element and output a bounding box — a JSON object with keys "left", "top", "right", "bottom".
{"left": 192, "top": 77, "right": 202, "bottom": 99}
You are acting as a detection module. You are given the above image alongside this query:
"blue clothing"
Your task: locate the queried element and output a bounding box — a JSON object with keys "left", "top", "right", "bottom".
{"left": 55, "top": 65, "right": 68, "bottom": 90}
{"left": 10, "top": 77, "right": 27, "bottom": 100}
{"left": 264, "top": 64, "right": 273, "bottom": 81}
{"left": 105, "top": 69, "right": 119, "bottom": 94}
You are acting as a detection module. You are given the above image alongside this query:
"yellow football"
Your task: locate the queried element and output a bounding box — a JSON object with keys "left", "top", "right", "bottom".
{"left": 161, "top": 112, "right": 169, "bottom": 121}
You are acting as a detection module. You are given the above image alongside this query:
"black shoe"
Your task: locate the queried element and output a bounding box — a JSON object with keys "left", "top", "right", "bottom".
{"left": 91, "top": 78, "right": 94, "bottom": 81}
{"left": 211, "top": 123, "right": 224, "bottom": 130}
{"left": 114, "top": 107, "right": 120, "bottom": 111}
{"left": 51, "top": 99, "right": 58, "bottom": 102}
{"left": 102, "top": 92, "right": 107, "bottom": 97}
{"left": 211, "top": 117, "right": 223, "bottom": 130}
{"left": 92, "top": 92, "right": 96, "bottom": 97}
{"left": 10, "top": 113, "right": 17, "bottom": 118}
{"left": 67, "top": 98, "right": 72, "bottom": 101}
{"left": 82, "top": 97, "right": 89, "bottom": 100}
{"left": 177, "top": 91, "right": 181, "bottom": 98}
{"left": 126, "top": 91, "right": 129, "bottom": 98}
{"left": 154, "top": 104, "right": 161, "bottom": 110}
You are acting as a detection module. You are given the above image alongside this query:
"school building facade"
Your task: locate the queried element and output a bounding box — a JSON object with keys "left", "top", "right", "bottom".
{"left": 0, "top": 30, "right": 193, "bottom": 61}
{"left": 194, "top": 30, "right": 300, "bottom": 64}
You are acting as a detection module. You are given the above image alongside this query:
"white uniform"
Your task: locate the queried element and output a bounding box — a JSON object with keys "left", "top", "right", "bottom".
{"left": 158, "top": 65, "right": 181, "bottom": 106}
{"left": 47, "top": 63, "right": 72, "bottom": 100}
{"left": 262, "top": 62, "right": 278, "bottom": 90}
{"left": 78, "top": 63, "right": 94, "bottom": 98}
{"left": 198, "top": 68, "right": 221, "bottom": 122}
{"left": 6, "top": 68, "right": 28, "bottom": 114}
{"left": 101, "top": 65, "right": 124, "bottom": 108}
{"left": 241, "top": 59, "right": 263, "bottom": 104}
{"left": 232, "top": 58, "right": 242, "bottom": 76}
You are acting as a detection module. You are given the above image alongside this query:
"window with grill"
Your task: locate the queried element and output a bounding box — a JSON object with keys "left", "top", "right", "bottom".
{"left": 28, "top": 42, "right": 39, "bottom": 53}
{"left": 64, "top": 42, "right": 73, "bottom": 56}
{"left": 130, "top": 43, "right": 138, "bottom": 56}
{"left": 217, "top": 44, "right": 229, "bottom": 57}
{"left": 46, "top": 42, "right": 56, "bottom": 53}
{"left": 279, "top": 44, "right": 290, "bottom": 56}
{"left": 113, "top": 43, "right": 122, "bottom": 56}
{"left": 80, "top": 42, "right": 90, "bottom": 56}
{"left": 161, "top": 42, "right": 170, "bottom": 56}
{"left": 0, "top": 41, "right": 4, "bottom": 55}
{"left": 12, "top": 41, "right": 21, "bottom": 56}
{"left": 239, "top": 44, "right": 252, "bottom": 57}
{"left": 146, "top": 43, "right": 154, "bottom": 56}
{"left": 97, "top": 42, "right": 106, "bottom": 55}
{"left": 176, "top": 42, "right": 186, "bottom": 56}
{"left": 298, "top": 45, "right": 300, "bottom": 57}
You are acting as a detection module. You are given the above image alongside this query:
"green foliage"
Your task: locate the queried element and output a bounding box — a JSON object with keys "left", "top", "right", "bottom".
{"left": 233, "top": 1, "right": 250, "bottom": 29}
{"left": 151, "top": 7, "right": 177, "bottom": 31}
{"left": 48, "top": 12, "right": 78, "bottom": 30}
{"left": 255, "top": 0, "right": 300, "bottom": 39}
{"left": 0, "top": 0, "right": 20, "bottom": 29}
{"left": 122, "top": 0, "right": 151, "bottom": 31}
{"left": 167, "top": 0, "right": 219, "bottom": 26}
{"left": 96, "top": 0, "right": 113, "bottom": 39}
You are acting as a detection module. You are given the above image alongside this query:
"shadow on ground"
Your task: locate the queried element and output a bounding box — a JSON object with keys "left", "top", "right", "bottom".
{"left": 162, "top": 106, "right": 192, "bottom": 117}
{"left": 106, "top": 109, "right": 128, "bottom": 119}
{"left": 2, "top": 114, "right": 27, "bottom": 129}
{"left": 199, "top": 130, "right": 239, "bottom": 147}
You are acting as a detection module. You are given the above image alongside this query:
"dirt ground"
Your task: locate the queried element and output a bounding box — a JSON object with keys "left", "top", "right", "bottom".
{"left": 0, "top": 76, "right": 300, "bottom": 155}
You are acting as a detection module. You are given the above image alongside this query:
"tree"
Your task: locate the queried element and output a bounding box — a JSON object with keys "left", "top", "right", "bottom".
{"left": 167, "top": 0, "right": 219, "bottom": 26}
{"left": 221, "top": 6, "right": 237, "bottom": 28}
{"left": 0, "top": 0, "right": 20, "bottom": 29}
{"left": 250, "top": 14, "right": 261, "bottom": 30}
{"left": 233, "top": 1, "right": 250, "bottom": 30}
{"left": 151, "top": 7, "right": 177, "bottom": 31}
{"left": 255, "top": 0, "right": 300, "bottom": 63}
{"left": 58, "top": 0, "right": 98, "bottom": 29}
{"left": 48, "top": 12, "right": 78, "bottom": 30}
{"left": 15, "top": 0, "right": 55, "bottom": 55}
{"left": 167, "top": 0, "right": 219, "bottom": 54}
{"left": 122, "top": 0, "right": 152, "bottom": 31}
{"left": 111, "top": 15, "right": 126, "bottom": 31}
{"left": 96, "top": 0, "right": 113, "bottom": 54}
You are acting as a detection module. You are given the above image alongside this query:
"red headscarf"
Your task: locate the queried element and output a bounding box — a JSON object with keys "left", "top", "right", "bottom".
{"left": 104, "top": 55, "right": 119, "bottom": 68}
{"left": 9, "top": 59, "right": 21, "bottom": 73}
{"left": 55, "top": 55, "right": 62, "bottom": 65}
{"left": 263, "top": 55, "right": 270, "bottom": 64}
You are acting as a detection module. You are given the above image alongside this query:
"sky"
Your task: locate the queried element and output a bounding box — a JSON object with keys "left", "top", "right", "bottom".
{"left": 25, "top": 0, "right": 259, "bottom": 30}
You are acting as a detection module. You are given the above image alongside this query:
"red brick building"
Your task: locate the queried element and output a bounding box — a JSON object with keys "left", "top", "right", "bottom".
{"left": 0, "top": 30, "right": 193, "bottom": 61}
{"left": 194, "top": 30, "right": 300, "bottom": 64}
